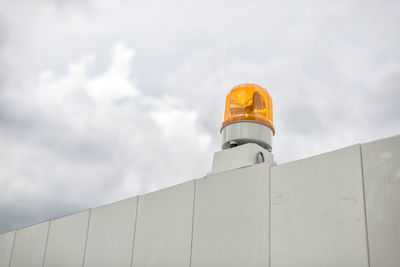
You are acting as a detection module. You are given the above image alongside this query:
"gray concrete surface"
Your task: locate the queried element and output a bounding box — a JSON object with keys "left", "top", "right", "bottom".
{"left": 361, "top": 135, "right": 400, "bottom": 267}
{"left": 43, "top": 210, "right": 90, "bottom": 267}
{"left": 132, "top": 180, "right": 195, "bottom": 267}
{"left": 0, "top": 231, "right": 14, "bottom": 267}
{"left": 10, "top": 221, "right": 49, "bottom": 267}
{"left": 191, "top": 163, "right": 269, "bottom": 267}
{"left": 83, "top": 197, "right": 137, "bottom": 267}
{"left": 270, "top": 145, "right": 369, "bottom": 267}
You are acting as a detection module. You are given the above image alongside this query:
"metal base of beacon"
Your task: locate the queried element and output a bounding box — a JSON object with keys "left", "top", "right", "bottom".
{"left": 221, "top": 121, "right": 273, "bottom": 151}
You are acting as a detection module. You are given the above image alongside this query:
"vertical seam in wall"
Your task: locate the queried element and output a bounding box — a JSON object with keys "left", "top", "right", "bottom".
{"left": 81, "top": 209, "right": 92, "bottom": 267}
{"left": 268, "top": 164, "right": 272, "bottom": 267}
{"left": 359, "top": 145, "right": 371, "bottom": 267}
{"left": 189, "top": 179, "right": 197, "bottom": 267}
{"left": 130, "top": 196, "right": 140, "bottom": 267}
{"left": 8, "top": 230, "right": 17, "bottom": 267}
{"left": 41, "top": 221, "right": 51, "bottom": 267}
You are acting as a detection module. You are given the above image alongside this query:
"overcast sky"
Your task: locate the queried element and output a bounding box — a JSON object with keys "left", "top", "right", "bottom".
{"left": 0, "top": 0, "right": 399, "bottom": 233}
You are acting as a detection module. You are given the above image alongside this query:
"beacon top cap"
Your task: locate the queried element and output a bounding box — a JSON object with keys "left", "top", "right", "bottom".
{"left": 221, "top": 83, "right": 275, "bottom": 135}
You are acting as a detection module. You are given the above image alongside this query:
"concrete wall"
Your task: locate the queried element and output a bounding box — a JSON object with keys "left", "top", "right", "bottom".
{"left": 0, "top": 231, "right": 14, "bottom": 267}
{"left": 10, "top": 221, "right": 49, "bottom": 267}
{"left": 132, "top": 180, "right": 195, "bottom": 267}
{"left": 0, "top": 135, "right": 398, "bottom": 266}
{"left": 43, "top": 210, "right": 89, "bottom": 267}
{"left": 270, "top": 145, "right": 369, "bottom": 267}
{"left": 191, "top": 163, "right": 269, "bottom": 267}
{"left": 361, "top": 136, "right": 400, "bottom": 267}
{"left": 83, "top": 196, "right": 137, "bottom": 267}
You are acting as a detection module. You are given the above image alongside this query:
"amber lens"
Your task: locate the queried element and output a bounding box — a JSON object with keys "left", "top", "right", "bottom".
{"left": 221, "top": 83, "right": 274, "bottom": 135}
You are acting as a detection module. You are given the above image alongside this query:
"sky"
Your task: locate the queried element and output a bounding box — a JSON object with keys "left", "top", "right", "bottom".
{"left": 0, "top": 0, "right": 399, "bottom": 233}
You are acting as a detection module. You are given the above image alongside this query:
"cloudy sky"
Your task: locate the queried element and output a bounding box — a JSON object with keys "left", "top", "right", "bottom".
{"left": 0, "top": 0, "right": 399, "bottom": 233}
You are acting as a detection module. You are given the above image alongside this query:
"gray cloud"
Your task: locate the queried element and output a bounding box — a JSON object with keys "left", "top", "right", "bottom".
{"left": 369, "top": 72, "right": 400, "bottom": 125}
{"left": 0, "top": 0, "right": 399, "bottom": 233}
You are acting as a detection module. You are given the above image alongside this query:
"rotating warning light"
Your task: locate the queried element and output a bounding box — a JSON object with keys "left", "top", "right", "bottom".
{"left": 221, "top": 83, "right": 275, "bottom": 135}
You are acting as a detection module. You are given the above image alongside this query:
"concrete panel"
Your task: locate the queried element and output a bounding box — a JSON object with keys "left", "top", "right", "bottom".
{"left": 83, "top": 197, "right": 137, "bottom": 267}
{"left": 43, "top": 210, "right": 90, "bottom": 267}
{"left": 191, "top": 163, "right": 269, "bottom": 267}
{"left": 0, "top": 231, "right": 15, "bottom": 267}
{"left": 361, "top": 135, "right": 400, "bottom": 267}
{"left": 132, "top": 181, "right": 195, "bottom": 267}
{"left": 271, "top": 145, "right": 369, "bottom": 267}
{"left": 10, "top": 221, "right": 49, "bottom": 267}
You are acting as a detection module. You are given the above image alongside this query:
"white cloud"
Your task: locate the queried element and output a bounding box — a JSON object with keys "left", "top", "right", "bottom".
{"left": 0, "top": 41, "right": 213, "bottom": 231}
{"left": 86, "top": 43, "right": 139, "bottom": 105}
{"left": 36, "top": 42, "right": 138, "bottom": 106}
{"left": 149, "top": 96, "right": 211, "bottom": 151}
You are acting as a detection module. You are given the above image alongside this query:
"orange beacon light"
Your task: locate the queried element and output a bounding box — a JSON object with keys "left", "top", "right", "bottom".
{"left": 220, "top": 83, "right": 274, "bottom": 151}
